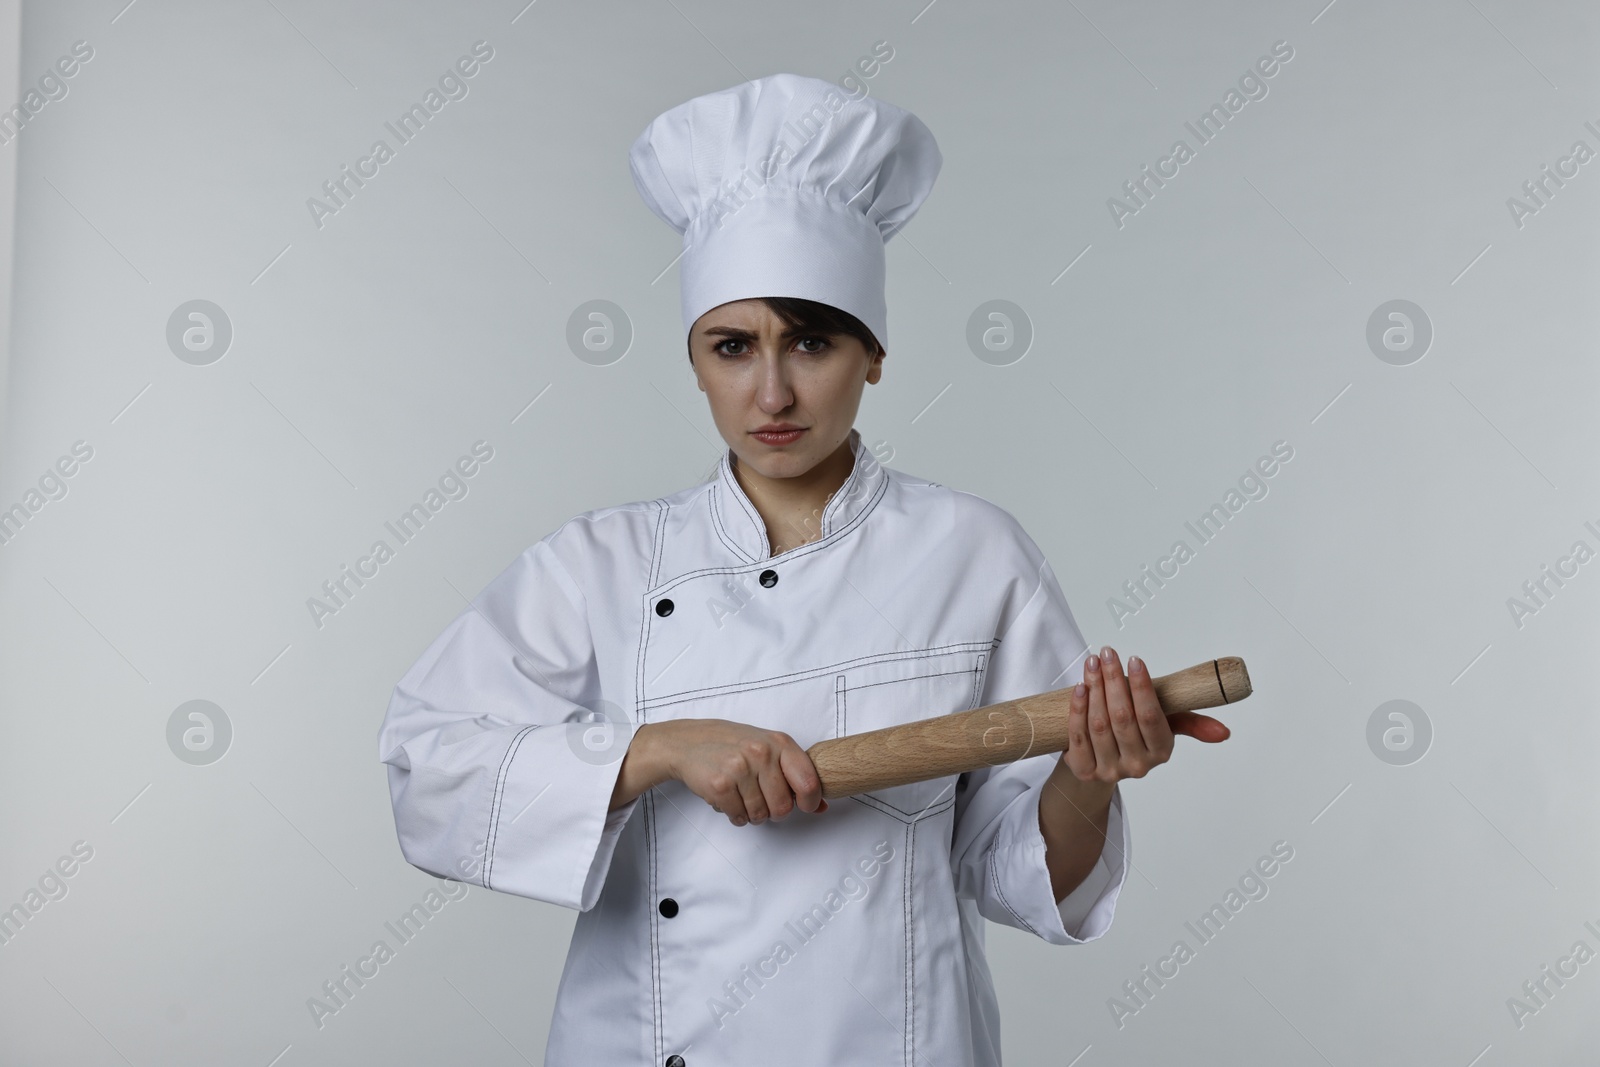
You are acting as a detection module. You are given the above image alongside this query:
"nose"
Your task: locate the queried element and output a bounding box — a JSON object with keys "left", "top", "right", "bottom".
{"left": 755, "top": 349, "right": 794, "bottom": 412}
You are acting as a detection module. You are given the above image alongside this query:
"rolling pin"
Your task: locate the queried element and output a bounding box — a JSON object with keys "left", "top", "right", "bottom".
{"left": 806, "top": 656, "right": 1251, "bottom": 800}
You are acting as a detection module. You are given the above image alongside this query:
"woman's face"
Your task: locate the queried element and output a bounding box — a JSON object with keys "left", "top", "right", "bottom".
{"left": 689, "top": 298, "right": 883, "bottom": 481}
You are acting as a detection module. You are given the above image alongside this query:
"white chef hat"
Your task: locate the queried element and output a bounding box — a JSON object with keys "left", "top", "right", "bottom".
{"left": 628, "top": 72, "right": 941, "bottom": 352}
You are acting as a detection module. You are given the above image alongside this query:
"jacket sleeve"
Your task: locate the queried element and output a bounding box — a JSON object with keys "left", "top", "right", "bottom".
{"left": 376, "top": 536, "right": 639, "bottom": 912}
{"left": 949, "top": 552, "right": 1132, "bottom": 945}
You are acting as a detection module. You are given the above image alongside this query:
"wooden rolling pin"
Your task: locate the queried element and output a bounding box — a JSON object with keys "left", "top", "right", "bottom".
{"left": 806, "top": 656, "right": 1251, "bottom": 799}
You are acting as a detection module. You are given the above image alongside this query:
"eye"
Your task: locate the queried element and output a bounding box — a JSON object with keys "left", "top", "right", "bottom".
{"left": 713, "top": 339, "right": 748, "bottom": 357}
{"left": 796, "top": 336, "right": 833, "bottom": 354}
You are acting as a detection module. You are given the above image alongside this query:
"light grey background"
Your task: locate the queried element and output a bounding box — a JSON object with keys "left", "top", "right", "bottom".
{"left": 1, "top": 1, "right": 1596, "bottom": 1064}
{"left": 0, "top": 0, "right": 17, "bottom": 430}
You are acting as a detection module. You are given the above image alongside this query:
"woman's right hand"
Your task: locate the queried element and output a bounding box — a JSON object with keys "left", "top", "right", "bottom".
{"left": 642, "top": 718, "right": 829, "bottom": 825}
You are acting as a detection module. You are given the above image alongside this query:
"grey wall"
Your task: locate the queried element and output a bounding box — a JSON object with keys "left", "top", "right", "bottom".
{"left": 0, "top": 0, "right": 18, "bottom": 440}
{"left": 1, "top": 1, "right": 1596, "bottom": 1063}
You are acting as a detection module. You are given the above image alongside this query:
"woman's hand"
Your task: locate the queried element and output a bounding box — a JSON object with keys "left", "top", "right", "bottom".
{"left": 1060, "top": 646, "right": 1231, "bottom": 783}
{"left": 650, "top": 718, "right": 829, "bottom": 826}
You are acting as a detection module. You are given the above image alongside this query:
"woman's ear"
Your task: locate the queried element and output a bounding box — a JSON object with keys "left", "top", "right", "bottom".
{"left": 866, "top": 345, "right": 886, "bottom": 385}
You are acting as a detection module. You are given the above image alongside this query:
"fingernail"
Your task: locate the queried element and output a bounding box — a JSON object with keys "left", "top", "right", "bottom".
{"left": 1101, "top": 645, "right": 1114, "bottom": 661}
{"left": 1075, "top": 682, "right": 1086, "bottom": 697}
{"left": 1128, "top": 654, "right": 1142, "bottom": 673}
{"left": 1086, "top": 653, "right": 1099, "bottom": 671}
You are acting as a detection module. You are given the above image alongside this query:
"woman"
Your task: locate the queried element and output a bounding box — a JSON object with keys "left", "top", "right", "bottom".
{"left": 378, "top": 73, "right": 1228, "bottom": 1066}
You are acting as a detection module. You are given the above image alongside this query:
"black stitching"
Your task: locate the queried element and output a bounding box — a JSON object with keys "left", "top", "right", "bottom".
{"left": 634, "top": 499, "right": 667, "bottom": 1063}
{"left": 723, "top": 455, "right": 772, "bottom": 559}
{"left": 845, "top": 665, "right": 977, "bottom": 695}
{"left": 484, "top": 724, "right": 537, "bottom": 890}
{"left": 835, "top": 675, "right": 846, "bottom": 739}
{"left": 646, "top": 787, "right": 662, "bottom": 1064}
{"left": 903, "top": 821, "right": 914, "bottom": 1067}
{"left": 636, "top": 500, "right": 668, "bottom": 726}
{"left": 709, "top": 472, "right": 758, "bottom": 564}
{"left": 647, "top": 497, "right": 668, "bottom": 588}
{"left": 989, "top": 846, "right": 1039, "bottom": 937}
{"left": 644, "top": 641, "right": 995, "bottom": 711}
{"left": 849, "top": 792, "right": 956, "bottom": 823}
{"left": 654, "top": 474, "right": 888, "bottom": 593}
{"left": 819, "top": 453, "right": 864, "bottom": 539}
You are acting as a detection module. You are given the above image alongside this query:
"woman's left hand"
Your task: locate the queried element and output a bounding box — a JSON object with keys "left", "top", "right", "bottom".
{"left": 1060, "top": 645, "right": 1231, "bottom": 784}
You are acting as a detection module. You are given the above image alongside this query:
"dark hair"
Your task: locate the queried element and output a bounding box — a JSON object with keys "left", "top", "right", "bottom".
{"left": 687, "top": 297, "right": 885, "bottom": 363}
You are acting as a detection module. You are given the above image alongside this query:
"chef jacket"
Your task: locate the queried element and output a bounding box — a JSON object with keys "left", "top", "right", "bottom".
{"left": 378, "top": 427, "right": 1130, "bottom": 1067}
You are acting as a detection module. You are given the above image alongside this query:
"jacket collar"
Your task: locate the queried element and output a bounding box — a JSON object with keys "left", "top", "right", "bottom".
{"left": 712, "top": 427, "right": 887, "bottom": 562}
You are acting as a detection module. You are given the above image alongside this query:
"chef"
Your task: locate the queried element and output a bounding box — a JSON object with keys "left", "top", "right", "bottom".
{"left": 378, "top": 72, "right": 1229, "bottom": 1066}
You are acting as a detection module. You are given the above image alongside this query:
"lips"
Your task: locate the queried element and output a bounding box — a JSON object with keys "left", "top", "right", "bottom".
{"left": 751, "top": 427, "right": 806, "bottom": 445}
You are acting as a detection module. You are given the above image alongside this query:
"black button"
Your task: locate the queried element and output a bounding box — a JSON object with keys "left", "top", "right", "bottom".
{"left": 658, "top": 897, "right": 679, "bottom": 918}
{"left": 666, "top": 1057, "right": 685, "bottom": 1067}
{"left": 655, "top": 598, "right": 674, "bottom": 617}
{"left": 759, "top": 569, "right": 778, "bottom": 588}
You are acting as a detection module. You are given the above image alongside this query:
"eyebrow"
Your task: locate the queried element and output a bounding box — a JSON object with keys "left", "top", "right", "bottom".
{"left": 699, "top": 324, "right": 830, "bottom": 340}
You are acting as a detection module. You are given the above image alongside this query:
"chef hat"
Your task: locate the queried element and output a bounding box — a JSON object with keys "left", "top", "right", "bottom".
{"left": 628, "top": 72, "right": 941, "bottom": 352}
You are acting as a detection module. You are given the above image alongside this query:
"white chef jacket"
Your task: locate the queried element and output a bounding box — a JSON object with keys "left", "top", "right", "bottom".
{"left": 378, "top": 427, "right": 1130, "bottom": 1067}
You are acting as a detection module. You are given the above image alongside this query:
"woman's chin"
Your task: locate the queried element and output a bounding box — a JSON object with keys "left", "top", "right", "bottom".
{"left": 739, "top": 437, "right": 833, "bottom": 477}
{"left": 735, "top": 451, "right": 811, "bottom": 480}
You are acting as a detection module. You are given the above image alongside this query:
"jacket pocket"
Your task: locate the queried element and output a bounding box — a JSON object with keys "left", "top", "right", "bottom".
{"left": 834, "top": 648, "right": 988, "bottom": 821}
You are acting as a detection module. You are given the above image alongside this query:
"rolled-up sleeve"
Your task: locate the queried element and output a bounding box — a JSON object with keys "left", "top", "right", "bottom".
{"left": 376, "top": 537, "right": 638, "bottom": 912}
{"left": 950, "top": 550, "right": 1132, "bottom": 945}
